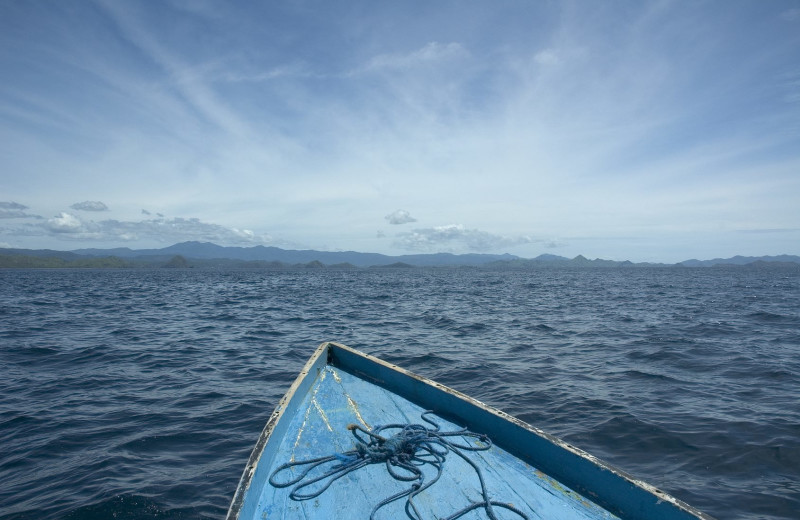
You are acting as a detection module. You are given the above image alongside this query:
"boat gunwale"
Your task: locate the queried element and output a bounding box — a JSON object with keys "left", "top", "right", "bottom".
{"left": 227, "top": 341, "right": 715, "bottom": 520}
{"left": 226, "top": 342, "right": 330, "bottom": 520}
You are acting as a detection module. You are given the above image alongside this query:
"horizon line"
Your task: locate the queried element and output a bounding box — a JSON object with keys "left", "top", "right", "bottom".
{"left": 2, "top": 240, "right": 799, "bottom": 266}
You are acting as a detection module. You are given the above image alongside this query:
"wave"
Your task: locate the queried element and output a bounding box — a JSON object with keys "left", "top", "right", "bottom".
{"left": 2, "top": 267, "right": 799, "bottom": 519}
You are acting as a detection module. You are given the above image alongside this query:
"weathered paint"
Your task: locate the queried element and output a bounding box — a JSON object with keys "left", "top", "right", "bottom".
{"left": 227, "top": 342, "right": 715, "bottom": 520}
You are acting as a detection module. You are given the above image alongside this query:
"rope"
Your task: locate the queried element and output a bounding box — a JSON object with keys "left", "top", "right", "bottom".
{"left": 269, "top": 411, "right": 529, "bottom": 520}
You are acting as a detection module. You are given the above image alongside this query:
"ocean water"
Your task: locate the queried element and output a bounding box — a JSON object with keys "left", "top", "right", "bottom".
{"left": 1, "top": 267, "right": 798, "bottom": 520}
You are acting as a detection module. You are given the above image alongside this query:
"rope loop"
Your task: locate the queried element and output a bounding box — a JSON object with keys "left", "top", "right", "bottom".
{"left": 269, "top": 411, "right": 529, "bottom": 520}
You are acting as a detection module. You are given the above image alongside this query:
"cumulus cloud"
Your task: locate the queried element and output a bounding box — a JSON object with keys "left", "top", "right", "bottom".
{"left": 46, "top": 212, "right": 85, "bottom": 233}
{"left": 1, "top": 201, "right": 39, "bottom": 219}
{"left": 394, "top": 224, "right": 533, "bottom": 252}
{"left": 71, "top": 201, "right": 109, "bottom": 211}
{"left": 385, "top": 209, "right": 417, "bottom": 225}
{"left": 231, "top": 228, "right": 256, "bottom": 240}
{"left": 13, "top": 213, "right": 271, "bottom": 245}
{"left": 86, "top": 217, "right": 272, "bottom": 244}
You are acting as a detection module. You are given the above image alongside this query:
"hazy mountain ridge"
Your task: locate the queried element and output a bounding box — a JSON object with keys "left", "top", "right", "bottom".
{"left": 1, "top": 241, "right": 799, "bottom": 268}
{"left": 71, "top": 242, "right": 517, "bottom": 267}
{"left": 677, "top": 255, "right": 800, "bottom": 267}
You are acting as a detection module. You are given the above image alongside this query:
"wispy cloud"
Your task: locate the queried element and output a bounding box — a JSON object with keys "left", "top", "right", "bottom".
{"left": 214, "top": 63, "right": 317, "bottom": 84}
{"left": 71, "top": 201, "right": 109, "bottom": 212}
{"left": 13, "top": 213, "right": 272, "bottom": 246}
{"left": 394, "top": 224, "right": 533, "bottom": 252}
{"left": 0, "top": 201, "right": 40, "bottom": 219}
{"left": 362, "top": 42, "right": 468, "bottom": 72}
{"left": 0, "top": 202, "right": 28, "bottom": 211}
{"left": 1, "top": 2, "right": 798, "bottom": 260}
{"left": 385, "top": 209, "right": 417, "bottom": 225}
{"left": 95, "top": 0, "right": 253, "bottom": 140}
{"left": 780, "top": 8, "right": 800, "bottom": 21}
{"left": 533, "top": 49, "right": 560, "bottom": 66}
{"left": 736, "top": 228, "right": 800, "bottom": 234}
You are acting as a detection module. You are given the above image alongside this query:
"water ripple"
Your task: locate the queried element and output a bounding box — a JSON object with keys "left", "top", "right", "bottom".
{"left": 1, "top": 267, "right": 799, "bottom": 519}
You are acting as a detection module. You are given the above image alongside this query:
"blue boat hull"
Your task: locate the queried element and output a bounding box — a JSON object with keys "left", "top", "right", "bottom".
{"left": 227, "top": 342, "right": 713, "bottom": 519}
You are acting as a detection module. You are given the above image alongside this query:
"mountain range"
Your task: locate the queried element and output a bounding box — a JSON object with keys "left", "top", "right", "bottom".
{"left": 69, "top": 242, "right": 518, "bottom": 267}
{"left": 1, "top": 241, "right": 799, "bottom": 268}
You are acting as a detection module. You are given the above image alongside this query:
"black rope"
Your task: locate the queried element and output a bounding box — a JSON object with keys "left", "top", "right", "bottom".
{"left": 269, "top": 411, "right": 529, "bottom": 520}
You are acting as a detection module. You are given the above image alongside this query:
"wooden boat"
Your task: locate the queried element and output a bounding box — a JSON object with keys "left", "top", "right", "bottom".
{"left": 227, "top": 341, "right": 713, "bottom": 519}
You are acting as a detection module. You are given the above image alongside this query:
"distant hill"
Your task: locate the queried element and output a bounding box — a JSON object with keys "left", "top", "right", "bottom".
{"left": 1, "top": 242, "right": 799, "bottom": 268}
{"left": 71, "top": 241, "right": 517, "bottom": 267}
{"left": 0, "top": 252, "right": 129, "bottom": 268}
{"left": 678, "top": 255, "right": 800, "bottom": 267}
{"left": 370, "top": 262, "right": 416, "bottom": 269}
{"left": 490, "top": 253, "right": 800, "bottom": 269}
{"left": 487, "top": 254, "right": 664, "bottom": 268}
{"left": 0, "top": 248, "right": 85, "bottom": 261}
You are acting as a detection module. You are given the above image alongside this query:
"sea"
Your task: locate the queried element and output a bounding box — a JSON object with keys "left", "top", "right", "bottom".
{"left": 1, "top": 267, "right": 798, "bottom": 520}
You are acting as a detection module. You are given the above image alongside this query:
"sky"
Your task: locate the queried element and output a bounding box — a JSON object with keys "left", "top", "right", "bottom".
{"left": 1, "top": 1, "right": 799, "bottom": 263}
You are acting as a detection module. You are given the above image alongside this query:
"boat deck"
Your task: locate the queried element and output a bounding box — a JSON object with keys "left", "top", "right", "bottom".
{"left": 249, "top": 364, "right": 619, "bottom": 519}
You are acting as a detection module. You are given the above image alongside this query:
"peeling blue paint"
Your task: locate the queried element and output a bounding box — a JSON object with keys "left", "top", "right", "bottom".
{"left": 228, "top": 342, "right": 714, "bottom": 520}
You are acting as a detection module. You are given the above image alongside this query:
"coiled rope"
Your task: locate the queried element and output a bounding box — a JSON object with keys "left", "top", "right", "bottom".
{"left": 269, "top": 411, "right": 529, "bottom": 520}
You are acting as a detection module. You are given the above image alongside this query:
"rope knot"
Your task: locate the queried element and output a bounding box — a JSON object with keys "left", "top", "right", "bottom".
{"left": 269, "top": 411, "right": 529, "bottom": 519}
{"left": 356, "top": 432, "right": 411, "bottom": 462}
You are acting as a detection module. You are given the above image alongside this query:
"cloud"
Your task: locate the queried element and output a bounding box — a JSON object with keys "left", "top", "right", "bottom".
{"left": 46, "top": 212, "right": 85, "bottom": 233}
{"left": 781, "top": 8, "right": 800, "bottom": 21}
{"left": 363, "top": 42, "right": 467, "bottom": 72}
{"left": 385, "top": 209, "right": 417, "bottom": 225}
{"left": 394, "top": 224, "right": 533, "bottom": 252}
{"left": 0, "top": 202, "right": 28, "bottom": 210}
{"left": 736, "top": 228, "right": 800, "bottom": 234}
{"left": 1, "top": 201, "right": 40, "bottom": 219}
{"left": 141, "top": 209, "right": 151, "bottom": 215}
{"left": 215, "top": 63, "right": 316, "bottom": 83}
{"left": 92, "top": 217, "right": 272, "bottom": 244}
{"left": 15, "top": 213, "right": 272, "bottom": 245}
{"left": 96, "top": 1, "right": 253, "bottom": 139}
{"left": 231, "top": 228, "right": 256, "bottom": 240}
{"left": 71, "top": 201, "right": 109, "bottom": 211}
{"left": 533, "top": 49, "right": 560, "bottom": 65}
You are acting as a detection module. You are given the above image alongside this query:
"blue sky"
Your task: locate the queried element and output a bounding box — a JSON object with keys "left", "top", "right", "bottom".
{"left": 1, "top": 1, "right": 799, "bottom": 262}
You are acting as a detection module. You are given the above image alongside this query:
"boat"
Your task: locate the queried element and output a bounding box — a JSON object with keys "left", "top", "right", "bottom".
{"left": 227, "top": 341, "right": 713, "bottom": 519}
